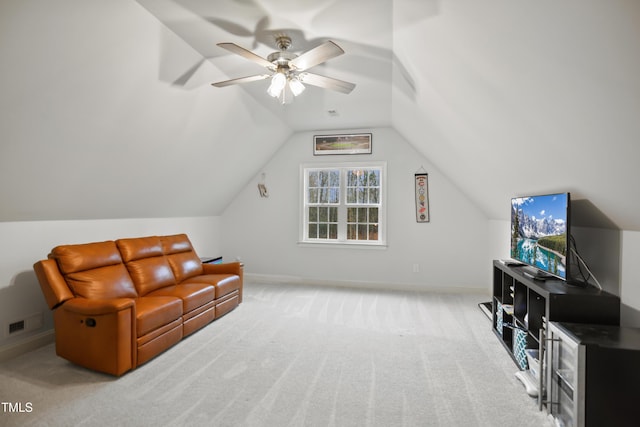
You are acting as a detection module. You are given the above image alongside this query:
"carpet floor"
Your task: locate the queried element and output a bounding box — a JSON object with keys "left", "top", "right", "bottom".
{"left": 0, "top": 282, "right": 553, "bottom": 426}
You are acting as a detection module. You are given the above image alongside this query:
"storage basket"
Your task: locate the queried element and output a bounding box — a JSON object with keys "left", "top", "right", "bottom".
{"left": 496, "top": 302, "right": 503, "bottom": 336}
{"left": 513, "top": 328, "right": 529, "bottom": 370}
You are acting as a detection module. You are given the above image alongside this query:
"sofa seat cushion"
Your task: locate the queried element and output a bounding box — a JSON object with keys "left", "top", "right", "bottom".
{"left": 135, "top": 296, "right": 182, "bottom": 337}
{"left": 146, "top": 283, "right": 215, "bottom": 313}
{"left": 182, "top": 274, "right": 240, "bottom": 299}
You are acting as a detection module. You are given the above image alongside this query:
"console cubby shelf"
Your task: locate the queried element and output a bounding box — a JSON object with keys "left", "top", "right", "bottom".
{"left": 492, "top": 260, "right": 620, "bottom": 369}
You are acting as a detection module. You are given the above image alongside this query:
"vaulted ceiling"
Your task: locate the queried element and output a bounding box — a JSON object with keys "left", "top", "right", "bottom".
{"left": 1, "top": 0, "right": 639, "bottom": 231}
{"left": 135, "top": 0, "right": 396, "bottom": 130}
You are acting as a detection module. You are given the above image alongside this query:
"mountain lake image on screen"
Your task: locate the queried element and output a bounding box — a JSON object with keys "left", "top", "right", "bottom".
{"left": 510, "top": 193, "right": 569, "bottom": 279}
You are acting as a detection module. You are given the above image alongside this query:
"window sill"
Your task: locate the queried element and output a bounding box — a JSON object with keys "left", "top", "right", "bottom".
{"left": 297, "top": 241, "right": 388, "bottom": 250}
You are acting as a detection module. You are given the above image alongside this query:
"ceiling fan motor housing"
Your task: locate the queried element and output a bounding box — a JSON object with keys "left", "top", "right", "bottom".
{"left": 267, "top": 51, "right": 298, "bottom": 73}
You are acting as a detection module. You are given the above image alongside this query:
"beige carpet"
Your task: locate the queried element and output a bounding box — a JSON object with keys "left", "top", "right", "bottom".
{"left": 0, "top": 282, "right": 553, "bottom": 426}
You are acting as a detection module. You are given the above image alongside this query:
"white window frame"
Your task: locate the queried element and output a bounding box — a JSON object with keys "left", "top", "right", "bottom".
{"left": 299, "top": 161, "right": 387, "bottom": 247}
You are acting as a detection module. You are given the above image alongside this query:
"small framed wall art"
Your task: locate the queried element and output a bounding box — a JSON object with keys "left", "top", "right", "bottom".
{"left": 415, "top": 173, "right": 430, "bottom": 222}
{"left": 313, "top": 133, "right": 372, "bottom": 155}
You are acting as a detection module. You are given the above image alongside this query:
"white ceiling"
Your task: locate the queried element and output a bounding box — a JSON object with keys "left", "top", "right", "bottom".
{"left": 1, "top": 0, "right": 640, "bottom": 231}
{"left": 136, "top": 0, "right": 396, "bottom": 131}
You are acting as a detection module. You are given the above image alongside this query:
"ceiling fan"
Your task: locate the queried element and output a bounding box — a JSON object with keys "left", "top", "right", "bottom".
{"left": 211, "top": 35, "right": 356, "bottom": 103}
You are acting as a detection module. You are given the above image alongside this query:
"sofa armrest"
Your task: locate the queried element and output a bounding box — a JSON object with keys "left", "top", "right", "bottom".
{"left": 55, "top": 297, "right": 136, "bottom": 376}
{"left": 62, "top": 297, "right": 134, "bottom": 316}
{"left": 34, "top": 259, "right": 75, "bottom": 310}
{"left": 201, "top": 261, "right": 243, "bottom": 276}
{"left": 202, "top": 261, "right": 244, "bottom": 303}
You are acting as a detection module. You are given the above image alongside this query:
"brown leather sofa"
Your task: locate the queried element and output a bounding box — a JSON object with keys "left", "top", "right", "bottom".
{"left": 33, "top": 234, "right": 242, "bottom": 376}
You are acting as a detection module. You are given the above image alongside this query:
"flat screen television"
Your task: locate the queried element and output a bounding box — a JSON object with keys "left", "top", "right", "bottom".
{"left": 510, "top": 192, "right": 570, "bottom": 280}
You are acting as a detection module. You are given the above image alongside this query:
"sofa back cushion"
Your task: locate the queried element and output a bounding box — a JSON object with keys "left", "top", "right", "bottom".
{"left": 161, "top": 234, "right": 203, "bottom": 283}
{"left": 117, "top": 236, "right": 177, "bottom": 296}
{"left": 49, "top": 241, "right": 138, "bottom": 299}
{"left": 117, "top": 236, "right": 163, "bottom": 263}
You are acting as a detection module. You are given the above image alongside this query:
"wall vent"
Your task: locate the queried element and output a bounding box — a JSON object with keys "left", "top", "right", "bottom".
{"left": 4, "top": 312, "right": 43, "bottom": 337}
{"left": 9, "top": 320, "right": 25, "bottom": 334}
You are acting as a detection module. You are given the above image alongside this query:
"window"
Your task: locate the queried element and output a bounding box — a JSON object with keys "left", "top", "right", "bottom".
{"left": 301, "top": 162, "right": 386, "bottom": 246}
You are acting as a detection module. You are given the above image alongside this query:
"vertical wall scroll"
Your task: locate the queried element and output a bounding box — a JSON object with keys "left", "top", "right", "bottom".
{"left": 415, "top": 172, "right": 429, "bottom": 223}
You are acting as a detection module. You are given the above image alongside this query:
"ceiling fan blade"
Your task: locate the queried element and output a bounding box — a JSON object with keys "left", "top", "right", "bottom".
{"left": 217, "top": 42, "right": 274, "bottom": 70}
{"left": 299, "top": 72, "right": 355, "bottom": 94}
{"left": 211, "top": 74, "right": 271, "bottom": 87}
{"left": 290, "top": 41, "right": 344, "bottom": 71}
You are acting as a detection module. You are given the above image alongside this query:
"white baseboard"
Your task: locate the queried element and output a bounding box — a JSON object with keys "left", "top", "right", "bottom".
{"left": 244, "top": 273, "right": 490, "bottom": 295}
{"left": 0, "top": 329, "right": 54, "bottom": 363}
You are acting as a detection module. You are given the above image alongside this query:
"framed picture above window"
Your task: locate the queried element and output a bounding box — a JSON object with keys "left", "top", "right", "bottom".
{"left": 313, "top": 133, "right": 372, "bottom": 155}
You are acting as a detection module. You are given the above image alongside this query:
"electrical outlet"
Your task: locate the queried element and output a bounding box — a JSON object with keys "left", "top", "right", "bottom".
{"left": 413, "top": 263, "right": 420, "bottom": 273}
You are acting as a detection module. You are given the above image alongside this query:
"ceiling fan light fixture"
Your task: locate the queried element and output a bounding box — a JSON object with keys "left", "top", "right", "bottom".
{"left": 289, "top": 77, "right": 305, "bottom": 96}
{"left": 213, "top": 36, "right": 355, "bottom": 101}
{"left": 267, "top": 72, "right": 287, "bottom": 97}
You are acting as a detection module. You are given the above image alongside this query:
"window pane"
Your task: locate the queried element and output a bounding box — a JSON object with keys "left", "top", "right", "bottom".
{"left": 368, "top": 170, "right": 380, "bottom": 186}
{"left": 359, "top": 170, "right": 368, "bottom": 186}
{"left": 350, "top": 170, "right": 368, "bottom": 186}
{"left": 319, "top": 224, "right": 328, "bottom": 239}
{"left": 329, "top": 207, "right": 338, "bottom": 222}
{"left": 329, "top": 170, "right": 339, "bottom": 187}
{"left": 346, "top": 188, "right": 356, "bottom": 204}
{"left": 358, "top": 224, "right": 367, "bottom": 240}
{"left": 369, "top": 224, "right": 378, "bottom": 240}
{"left": 369, "top": 207, "right": 378, "bottom": 223}
{"left": 347, "top": 170, "right": 357, "bottom": 187}
{"left": 319, "top": 207, "right": 328, "bottom": 222}
{"left": 357, "top": 188, "right": 366, "bottom": 203}
{"left": 308, "top": 224, "right": 317, "bottom": 238}
{"left": 347, "top": 207, "right": 356, "bottom": 222}
{"left": 308, "top": 171, "right": 318, "bottom": 187}
{"left": 369, "top": 188, "right": 379, "bottom": 204}
{"left": 308, "top": 189, "right": 318, "bottom": 203}
{"left": 319, "top": 188, "right": 328, "bottom": 203}
{"left": 329, "top": 188, "right": 339, "bottom": 203}
{"left": 358, "top": 208, "right": 367, "bottom": 223}
{"left": 319, "top": 170, "right": 330, "bottom": 185}
{"left": 347, "top": 224, "right": 357, "bottom": 240}
{"left": 309, "top": 207, "right": 318, "bottom": 222}
{"left": 329, "top": 224, "right": 338, "bottom": 239}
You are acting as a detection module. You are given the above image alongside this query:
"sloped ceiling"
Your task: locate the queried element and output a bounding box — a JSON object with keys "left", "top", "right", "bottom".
{"left": 1, "top": 0, "right": 640, "bottom": 231}
{"left": 391, "top": 0, "right": 640, "bottom": 231}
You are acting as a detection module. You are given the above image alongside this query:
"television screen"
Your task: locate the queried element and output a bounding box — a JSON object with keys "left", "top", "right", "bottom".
{"left": 510, "top": 192, "right": 570, "bottom": 280}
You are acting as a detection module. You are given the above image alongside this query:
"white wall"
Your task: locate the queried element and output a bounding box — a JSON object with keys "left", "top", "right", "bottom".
{"left": 0, "top": 216, "right": 220, "bottom": 352}
{"left": 488, "top": 219, "right": 511, "bottom": 261}
{"left": 0, "top": 0, "right": 292, "bottom": 222}
{"left": 221, "top": 127, "right": 490, "bottom": 292}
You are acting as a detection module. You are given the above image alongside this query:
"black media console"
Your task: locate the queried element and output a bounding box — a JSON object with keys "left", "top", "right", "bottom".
{"left": 492, "top": 260, "right": 621, "bottom": 363}
{"left": 491, "top": 260, "right": 623, "bottom": 422}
